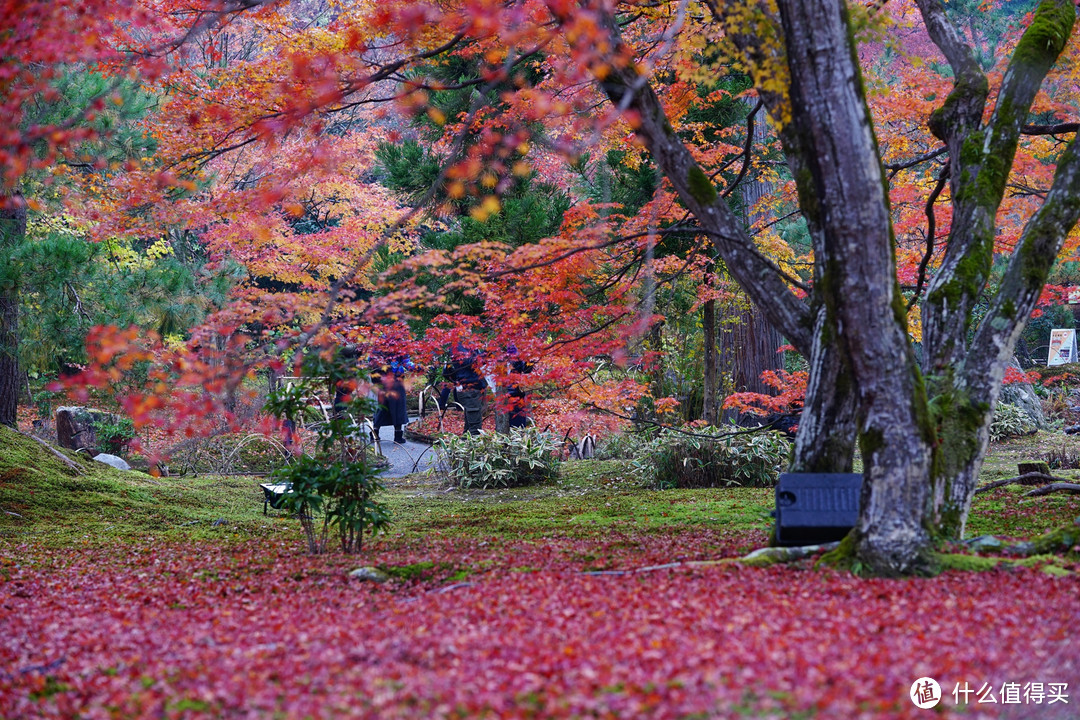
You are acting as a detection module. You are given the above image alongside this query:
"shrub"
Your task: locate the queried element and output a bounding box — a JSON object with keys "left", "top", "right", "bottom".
{"left": 265, "top": 348, "right": 389, "bottom": 554}
{"left": 438, "top": 428, "right": 561, "bottom": 489}
{"left": 595, "top": 430, "right": 657, "bottom": 460}
{"left": 92, "top": 416, "right": 136, "bottom": 455}
{"left": 166, "top": 433, "right": 292, "bottom": 474}
{"left": 988, "top": 402, "right": 1037, "bottom": 443}
{"left": 1043, "top": 444, "right": 1080, "bottom": 470}
{"left": 629, "top": 426, "right": 790, "bottom": 489}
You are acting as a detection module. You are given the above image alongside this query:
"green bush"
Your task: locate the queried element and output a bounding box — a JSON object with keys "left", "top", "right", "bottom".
{"left": 595, "top": 430, "right": 657, "bottom": 460}
{"left": 629, "top": 426, "right": 790, "bottom": 489}
{"left": 92, "top": 416, "right": 136, "bottom": 455}
{"left": 265, "top": 348, "right": 389, "bottom": 554}
{"left": 989, "top": 402, "right": 1037, "bottom": 443}
{"left": 438, "top": 428, "right": 561, "bottom": 489}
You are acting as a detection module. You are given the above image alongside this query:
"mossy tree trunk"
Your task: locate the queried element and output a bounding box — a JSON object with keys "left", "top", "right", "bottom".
{"left": 775, "top": 0, "right": 938, "bottom": 574}
{"left": 0, "top": 196, "right": 27, "bottom": 428}
{"left": 573, "top": 0, "right": 1080, "bottom": 573}
{"left": 914, "top": 0, "right": 1080, "bottom": 539}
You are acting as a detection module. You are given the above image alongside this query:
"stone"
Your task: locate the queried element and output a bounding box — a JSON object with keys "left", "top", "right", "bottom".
{"left": 55, "top": 406, "right": 121, "bottom": 452}
{"left": 348, "top": 566, "right": 390, "bottom": 583}
{"left": 999, "top": 359, "right": 1045, "bottom": 428}
{"left": 92, "top": 453, "right": 130, "bottom": 471}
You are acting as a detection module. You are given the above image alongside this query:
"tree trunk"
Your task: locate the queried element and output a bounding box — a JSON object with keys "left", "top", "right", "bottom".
{"left": 728, "top": 96, "right": 786, "bottom": 401}
{"left": 911, "top": 0, "right": 1079, "bottom": 540}
{"left": 718, "top": 300, "right": 786, "bottom": 396}
{"left": 777, "top": 0, "right": 936, "bottom": 573}
{"left": 702, "top": 296, "right": 717, "bottom": 424}
{"left": 0, "top": 195, "right": 27, "bottom": 428}
{"left": 494, "top": 383, "right": 511, "bottom": 434}
{"left": 790, "top": 307, "right": 857, "bottom": 473}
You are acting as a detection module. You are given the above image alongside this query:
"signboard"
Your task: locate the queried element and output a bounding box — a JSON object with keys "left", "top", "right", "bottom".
{"left": 1048, "top": 328, "right": 1077, "bottom": 366}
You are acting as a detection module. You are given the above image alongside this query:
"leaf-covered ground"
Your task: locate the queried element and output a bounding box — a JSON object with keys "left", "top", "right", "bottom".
{"left": 3, "top": 536, "right": 1078, "bottom": 719}
{"left": 3, "top": 426, "right": 1080, "bottom": 718}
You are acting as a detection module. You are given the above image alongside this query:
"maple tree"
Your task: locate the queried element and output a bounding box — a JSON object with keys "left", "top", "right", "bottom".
{"left": 8, "top": 0, "right": 1080, "bottom": 577}
{"left": 473, "top": 0, "right": 1078, "bottom": 574}
{"left": 0, "top": 0, "right": 281, "bottom": 426}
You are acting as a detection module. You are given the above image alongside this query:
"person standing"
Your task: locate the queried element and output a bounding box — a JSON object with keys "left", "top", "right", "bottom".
{"left": 507, "top": 351, "right": 534, "bottom": 429}
{"left": 373, "top": 369, "right": 408, "bottom": 444}
{"left": 441, "top": 347, "right": 486, "bottom": 435}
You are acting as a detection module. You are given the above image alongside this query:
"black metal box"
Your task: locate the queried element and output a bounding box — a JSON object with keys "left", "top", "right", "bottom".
{"left": 774, "top": 473, "right": 863, "bottom": 546}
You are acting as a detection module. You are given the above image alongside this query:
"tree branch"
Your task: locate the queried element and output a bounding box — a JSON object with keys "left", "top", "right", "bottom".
{"left": 967, "top": 132, "right": 1080, "bottom": 396}
{"left": 907, "top": 164, "right": 950, "bottom": 310}
{"left": 885, "top": 146, "right": 947, "bottom": 175}
{"left": 912, "top": 0, "right": 987, "bottom": 143}
{"left": 1022, "top": 122, "right": 1080, "bottom": 136}
{"left": 561, "top": 11, "right": 813, "bottom": 354}
{"left": 720, "top": 100, "right": 763, "bottom": 199}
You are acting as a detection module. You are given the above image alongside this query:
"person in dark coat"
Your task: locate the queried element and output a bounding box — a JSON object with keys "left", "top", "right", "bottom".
{"left": 507, "top": 352, "right": 534, "bottom": 429}
{"left": 439, "top": 347, "right": 486, "bottom": 434}
{"left": 373, "top": 370, "right": 408, "bottom": 444}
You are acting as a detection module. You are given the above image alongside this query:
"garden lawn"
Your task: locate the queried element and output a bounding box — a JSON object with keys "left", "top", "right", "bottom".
{"left": 2, "top": 426, "right": 1080, "bottom": 718}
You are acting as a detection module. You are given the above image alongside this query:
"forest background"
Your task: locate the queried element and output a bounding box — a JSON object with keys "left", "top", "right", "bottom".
{"left": 2, "top": 0, "right": 1080, "bottom": 574}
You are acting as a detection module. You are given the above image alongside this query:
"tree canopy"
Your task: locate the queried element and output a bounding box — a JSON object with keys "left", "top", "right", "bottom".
{"left": 3, "top": 0, "right": 1079, "bottom": 574}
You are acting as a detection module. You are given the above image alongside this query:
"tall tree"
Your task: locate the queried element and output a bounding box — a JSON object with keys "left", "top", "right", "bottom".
{"left": 547, "top": 0, "right": 1079, "bottom": 571}
{"left": 0, "top": 200, "right": 26, "bottom": 426}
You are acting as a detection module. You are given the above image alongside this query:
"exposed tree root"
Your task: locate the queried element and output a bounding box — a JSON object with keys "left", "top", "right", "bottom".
{"left": 19, "top": 431, "right": 82, "bottom": 474}
{"left": 974, "top": 471, "right": 1072, "bottom": 494}
{"left": 738, "top": 542, "right": 840, "bottom": 567}
{"left": 1023, "top": 482, "right": 1080, "bottom": 497}
{"left": 575, "top": 521, "right": 1080, "bottom": 577}
{"left": 574, "top": 544, "right": 843, "bottom": 575}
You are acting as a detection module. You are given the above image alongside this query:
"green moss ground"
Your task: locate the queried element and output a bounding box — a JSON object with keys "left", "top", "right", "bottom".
{"left": 2, "top": 425, "right": 1078, "bottom": 549}
{"left": 0, "top": 425, "right": 290, "bottom": 545}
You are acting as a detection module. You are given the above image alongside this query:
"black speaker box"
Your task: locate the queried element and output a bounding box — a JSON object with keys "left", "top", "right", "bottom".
{"left": 774, "top": 473, "right": 863, "bottom": 546}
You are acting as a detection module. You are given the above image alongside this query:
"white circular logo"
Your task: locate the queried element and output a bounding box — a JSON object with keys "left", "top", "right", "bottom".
{"left": 910, "top": 677, "right": 942, "bottom": 709}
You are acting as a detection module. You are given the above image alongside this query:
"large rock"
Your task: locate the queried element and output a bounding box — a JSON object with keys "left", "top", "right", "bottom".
{"left": 55, "top": 407, "right": 121, "bottom": 452}
{"left": 93, "top": 453, "right": 131, "bottom": 471}
{"left": 999, "top": 359, "right": 1045, "bottom": 428}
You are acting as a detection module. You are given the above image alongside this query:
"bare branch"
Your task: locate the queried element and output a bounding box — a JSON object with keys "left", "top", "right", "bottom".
{"left": 908, "top": 164, "right": 950, "bottom": 310}
{"left": 885, "top": 146, "right": 947, "bottom": 175}
{"left": 1022, "top": 122, "right": 1080, "bottom": 136}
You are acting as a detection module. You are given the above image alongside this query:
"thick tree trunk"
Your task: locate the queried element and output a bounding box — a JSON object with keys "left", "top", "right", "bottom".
{"left": 936, "top": 131, "right": 1080, "bottom": 538}
{"left": 718, "top": 300, "right": 785, "bottom": 397}
{"left": 729, "top": 97, "right": 787, "bottom": 401}
{"left": 911, "top": 0, "right": 1078, "bottom": 540}
{"left": 790, "top": 308, "right": 857, "bottom": 472}
{"left": 778, "top": 0, "right": 936, "bottom": 573}
{"left": 0, "top": 196, "right": 26, "bottom": 428}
